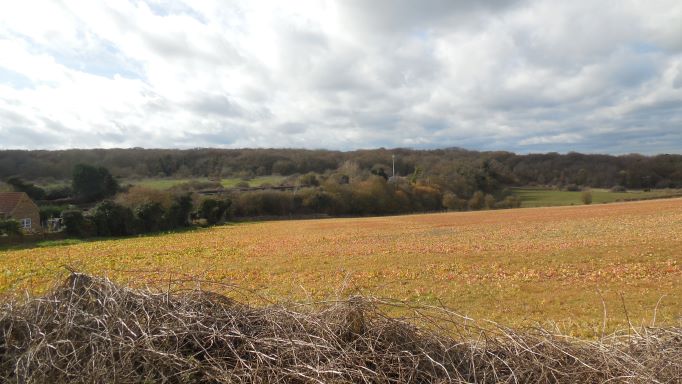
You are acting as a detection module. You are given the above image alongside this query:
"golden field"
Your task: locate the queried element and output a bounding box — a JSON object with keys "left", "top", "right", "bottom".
{"left": 1, "top": 198, "right": 681, "bottom": 336}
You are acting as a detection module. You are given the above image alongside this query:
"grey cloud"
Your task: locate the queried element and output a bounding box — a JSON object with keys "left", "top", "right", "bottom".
{"left": 339, "top": 0, "right": 525, "bottom": 35}
{"left": 1, "top": 0, "right": 681, "bottom": 154}
{"left": 187, "top": 94, "right": 243, "bottom": 118}
{"left": 674, "top": 65, "right": 682, "bottom": 89}
{"left": 277, "top": 122, "right": 307, "bottom": 134}
{"left": 0, "top": 113, "right": 67, "bottom": 148}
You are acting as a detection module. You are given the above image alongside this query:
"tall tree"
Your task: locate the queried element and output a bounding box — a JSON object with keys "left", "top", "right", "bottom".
{"left": 72, "top": 164, "right": 118, "bottom": 202}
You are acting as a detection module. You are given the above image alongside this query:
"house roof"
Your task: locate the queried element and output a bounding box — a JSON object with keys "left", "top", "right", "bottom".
{"left": 0, "top": 192, "right": 29, "bottom": 215}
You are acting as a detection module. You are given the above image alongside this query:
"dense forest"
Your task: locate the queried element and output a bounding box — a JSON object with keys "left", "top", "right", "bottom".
{"left": 1, "top": 148, "right": 681, "bottom": 190}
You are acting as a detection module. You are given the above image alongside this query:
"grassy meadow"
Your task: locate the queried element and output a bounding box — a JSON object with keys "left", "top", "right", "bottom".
{"left": 512, "top": 187, "right": 682, "bottom": 207}
{"left": 125, "top": 175, "right": 286, "bottom": 190}
{"left": 1, "top": 198, "right": 681, "bottom": 337}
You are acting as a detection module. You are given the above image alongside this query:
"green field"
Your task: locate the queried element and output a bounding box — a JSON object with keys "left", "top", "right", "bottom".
{"left": 126, "top": 176, "right": 286, "bottom": 190}
{"left": 512, "top": 187, "right": 682, "bottom": 207}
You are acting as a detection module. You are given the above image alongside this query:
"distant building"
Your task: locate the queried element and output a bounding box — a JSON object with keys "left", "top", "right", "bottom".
{"left": 0, "top": 192, "right": 41, "bottom": 232}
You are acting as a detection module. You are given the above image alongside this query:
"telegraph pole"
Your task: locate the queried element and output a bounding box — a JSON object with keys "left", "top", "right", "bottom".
{"left": 392, "top": 154, "right": 395, "bottom": 178}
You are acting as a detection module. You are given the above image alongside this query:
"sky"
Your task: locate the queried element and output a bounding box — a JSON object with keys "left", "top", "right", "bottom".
{"left": 0, "top": 0, "right": 681, "bottom": 154}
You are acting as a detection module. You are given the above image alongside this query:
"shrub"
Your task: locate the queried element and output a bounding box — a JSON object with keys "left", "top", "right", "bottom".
{"left": 581, "top": 189, "right": 593, "bottom": 205}
{"left": 235, "top": 191, "right": 293, "bottom": 217}
{"left": 135, "top": 202, "right": 165, "bottom": 232}
{"left": 166, "top": 194, "right": 194, "bottom": 228}
{"left": 411, "top": 185, "right": 443, "bottom": 212}
{"left": 299, "top": 173, "right": 320, "bottom": 187}
{"left": 44, "top": 185, "right": 73, "bottom": 200}
{"left": 0, "top": 219, "right": 22, "bottom": 236}
{"left": 484, "top": 194, "right": 496, "bottom": 209}
{"left": 61, "top": 210, "right": 86, "bottom": 237}
{"left": 90, "top": 201, "right": 135, "bottom": 236}
{"left": 468, "top": 191, "right": 485, "bottom": 210}
{"left": 39, "top": 205, "right": 67, "bottom": 222}
{"left": 300, "top": 189, "right": 335, "bottom": 214}
{"left": 198, "top": 198, "right": 231, "bottom": 225}
{"left": 115, "top": 186, "right": 172, "bottom": 210}
{"left": 442, "top": 193, "right": 467, "bottom": 211}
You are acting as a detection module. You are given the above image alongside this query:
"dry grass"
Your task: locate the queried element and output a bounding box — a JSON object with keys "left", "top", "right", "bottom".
{"left": 1, "top": 198, "right": 681, "bottom": 336}
{"left": 0, "top": 274, "right": 680, "bottom": 383}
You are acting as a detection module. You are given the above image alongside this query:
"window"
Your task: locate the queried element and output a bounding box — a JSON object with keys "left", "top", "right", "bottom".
{"left": 20, "top": 218, "right": 31, "bottom": 230}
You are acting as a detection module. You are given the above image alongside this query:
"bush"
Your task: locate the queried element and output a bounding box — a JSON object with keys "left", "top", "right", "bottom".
{"left": 235, "top": 191, "right": 293, "bottom": 217}
{"left": 0, "top": 219, "right": 22, "bottom": 236}
{"left": 468, "top": 191, "right": 485, "bottom": 210}
{"left": 484, "top": 194, "right": 496, "bottom": 209}
{"left": 581, "top": 190, "right": 593, "bottom": 205}
{"left": 299, "top": 189, "right": 336, "bottom": 214}
{"left": 198, "top": 198, "right": 231, "bottom": 225}
{"left": 299, "top": 173, "right": 320, "bottom": 187}
{"left": 39, "top": 205, "right": 67, "bottom": 222}
{"left": 442, "top": 193, "right": 467, "bottom": 211}
{"left": 166, "top": 194, "right": 194, "bottom": 228}
{"left": 44, "top": 185, "right": 73, "bottom": 200}
{"left": 135, "top": 202, "right": 165, "bottom": 232}
{"left": 115, "top": 186, "right": 172, "bottom": 210}
{"left": 91, "top": 201, "right": 135, "bottom": 236}
{"left": 411, "top": 185, "right": 443, "bottom": 212}
{"left": 61, "top": 210, "right": 86, "bottom": 237}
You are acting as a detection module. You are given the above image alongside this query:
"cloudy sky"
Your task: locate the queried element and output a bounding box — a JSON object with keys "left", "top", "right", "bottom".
{"left": 1, "top": 0, "right": 681, "bottom": 153}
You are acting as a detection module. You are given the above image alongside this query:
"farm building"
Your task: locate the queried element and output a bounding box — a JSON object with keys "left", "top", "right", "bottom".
{"left": 0, "top": 192, "right": 41, "bottom": 233}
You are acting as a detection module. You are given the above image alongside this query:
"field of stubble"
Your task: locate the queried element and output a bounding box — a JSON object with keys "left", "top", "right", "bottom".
{"left": 1, "top": 198, "right": 680, "bottom": 336}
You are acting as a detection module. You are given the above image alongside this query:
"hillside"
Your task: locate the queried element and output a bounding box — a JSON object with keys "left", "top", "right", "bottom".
{"left": 2, "top": 148, "right": 682, "bottom": 191}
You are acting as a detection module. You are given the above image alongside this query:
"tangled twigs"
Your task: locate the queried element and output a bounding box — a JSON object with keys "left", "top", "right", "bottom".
{"left": 0, "top": 274, "right": 680, "bottom": 383}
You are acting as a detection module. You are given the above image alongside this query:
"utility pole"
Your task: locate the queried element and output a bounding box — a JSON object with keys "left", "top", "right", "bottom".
{"left": 392, "top": 154, "right": 395, "bottom": 178}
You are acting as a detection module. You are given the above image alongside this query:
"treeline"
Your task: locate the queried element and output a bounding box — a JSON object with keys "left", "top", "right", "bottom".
{"left": 230, "top": 177, "right": 521, "bottom": 218}
{"left": 2, "top": 148, "right": 682, "bottom": 190}
{"left": 44, "top": 172, "right": 521, "bottom": 238}
{"left": 59, "top": 193, "right": 195, "bottom": 238}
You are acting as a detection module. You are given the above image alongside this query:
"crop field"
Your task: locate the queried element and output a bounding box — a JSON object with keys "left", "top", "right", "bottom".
{"left": 512, "top": 187, "right": 682, "bottom": 207}
{"left": 1, "top": 198, "right": 681, "bottom": 336}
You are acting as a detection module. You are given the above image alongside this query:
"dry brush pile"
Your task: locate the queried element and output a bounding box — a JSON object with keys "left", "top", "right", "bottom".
{"left": 0, "top": 274, "right": 680, "bottom": 383}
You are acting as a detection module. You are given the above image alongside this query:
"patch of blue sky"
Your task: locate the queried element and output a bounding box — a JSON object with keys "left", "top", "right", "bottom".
{"left": 411, "top": 28, "right": 430, "bottom": 41}
{"left": 141, "top": 0, "right": 207, "bottom": 24}
{"left": 0, "top": 67, "right": 34, "bottom": 89}
{"left": 630, "top": 41, "right": 661, "bottom": 54}
{"left": 51, "top": 40, "right": 144, "bottom": 80}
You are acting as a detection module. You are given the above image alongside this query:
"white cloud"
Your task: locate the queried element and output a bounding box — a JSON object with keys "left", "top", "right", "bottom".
{"left": 0, "top": 0, "right": 680, "bottom": 153}
{"left": 519, "top": 133, "right": 582, "bottom": 146}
